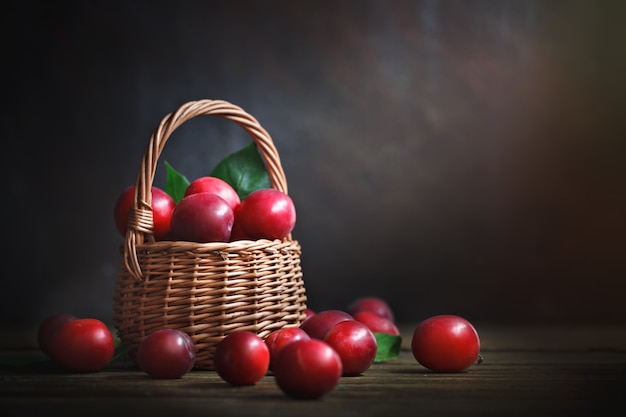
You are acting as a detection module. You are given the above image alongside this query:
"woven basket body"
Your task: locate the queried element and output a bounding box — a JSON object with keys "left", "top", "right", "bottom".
{"left": 113, "top": 100, "right": 307, "bottom": 370}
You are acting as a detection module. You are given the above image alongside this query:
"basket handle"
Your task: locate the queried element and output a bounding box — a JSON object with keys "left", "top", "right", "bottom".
{"left": 123, "top": 99, "right": 289, "bottom": 281}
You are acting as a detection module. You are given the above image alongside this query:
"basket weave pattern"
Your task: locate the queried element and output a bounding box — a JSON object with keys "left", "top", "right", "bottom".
{"left": 113, "top": 100, "right": 307, "bottom": 370}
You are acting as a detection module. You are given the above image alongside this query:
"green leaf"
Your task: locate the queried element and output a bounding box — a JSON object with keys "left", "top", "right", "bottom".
{"left": 112, "top": 341, "right": 132, "bottom": 361}
{"left": 210, "top": 142, "right": 271, "bottom": 200}
{"left": 374, "top": 332, "right": 402, "bottom": 362}
{"left": 164, "top": 161, "right": 191, "bottom": 203}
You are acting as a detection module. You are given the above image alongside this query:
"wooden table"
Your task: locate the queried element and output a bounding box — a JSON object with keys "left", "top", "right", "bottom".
{"left": 2, "top": 324, "right": 626, "bottom": 417}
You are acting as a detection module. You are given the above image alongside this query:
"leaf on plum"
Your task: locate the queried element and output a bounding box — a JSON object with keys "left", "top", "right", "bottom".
{"left": 210, "top": 142, "right": 270, "bottom": 200}
{"left": 164, "top": 161, "right": 190, "bottom": 204}
{"left": 373, "top": 333, "right": 402, "bottom": 362}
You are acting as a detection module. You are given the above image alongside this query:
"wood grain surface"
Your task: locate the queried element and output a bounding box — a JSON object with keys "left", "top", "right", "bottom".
{"left": 2, "top": 325, "right": 625, "bottom": 417}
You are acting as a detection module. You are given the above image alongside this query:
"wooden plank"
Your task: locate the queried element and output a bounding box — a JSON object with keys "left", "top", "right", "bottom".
{"left": 2, "top": 326, "right": 626, "bottom": 416}
{"left": 2, "top": 349, "right": 626, "bottom": 416}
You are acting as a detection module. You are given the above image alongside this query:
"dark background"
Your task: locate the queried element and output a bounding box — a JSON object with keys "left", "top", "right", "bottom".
{"left": 2, "top": 0, "right": 625, "bottom": 337}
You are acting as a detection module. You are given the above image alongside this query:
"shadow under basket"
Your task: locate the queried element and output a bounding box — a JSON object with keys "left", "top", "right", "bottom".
{"left": 112, "top": 99, "right": 307, "bottom": 370}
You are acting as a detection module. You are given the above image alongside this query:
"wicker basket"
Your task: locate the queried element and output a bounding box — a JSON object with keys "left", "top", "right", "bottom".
{"left": 113, "top": 99, "right": 307, "bottom": 370}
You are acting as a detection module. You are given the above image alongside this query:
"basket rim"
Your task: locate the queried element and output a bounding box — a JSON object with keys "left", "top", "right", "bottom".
{"left": 123, "top": 99, "right": 291, "bottom": 281}
{"left": 128, "top": 237, "right": 300, "bottom": 253}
